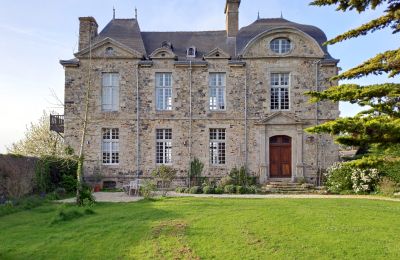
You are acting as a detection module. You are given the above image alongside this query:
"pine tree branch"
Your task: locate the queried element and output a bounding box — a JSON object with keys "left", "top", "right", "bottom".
{"left": 310, "top": 0, "right": 386, "bottom": 12}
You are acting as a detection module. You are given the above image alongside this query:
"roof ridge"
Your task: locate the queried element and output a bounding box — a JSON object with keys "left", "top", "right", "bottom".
{"left": 142, "top": 30, "right": 226, "bottom": 33}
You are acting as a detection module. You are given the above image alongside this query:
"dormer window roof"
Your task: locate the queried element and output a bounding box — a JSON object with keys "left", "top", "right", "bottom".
{"left": 187, "top": 46, "right": 196, "bottom": 58}
{"left": 161, "top": 41, "right": 173, "bottom": 50}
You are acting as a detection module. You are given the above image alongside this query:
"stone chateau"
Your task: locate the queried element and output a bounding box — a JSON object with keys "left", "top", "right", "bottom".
{"left": 59, "top": 0, "right": 340, "bottom": 188}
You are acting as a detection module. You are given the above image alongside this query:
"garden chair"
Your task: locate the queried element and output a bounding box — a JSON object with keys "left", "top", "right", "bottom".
{"left": 126, "top": 179, "right": 141, "bottom": 196}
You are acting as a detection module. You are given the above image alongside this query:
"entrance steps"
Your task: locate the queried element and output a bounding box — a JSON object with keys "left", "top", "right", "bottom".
{"left": 262, "top": 181, "right": 317, "bottom": 194}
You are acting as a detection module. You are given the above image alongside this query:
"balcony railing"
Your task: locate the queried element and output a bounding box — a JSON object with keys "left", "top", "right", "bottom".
{"left": 50, "top": 114, "right": 64, "bottom": 133}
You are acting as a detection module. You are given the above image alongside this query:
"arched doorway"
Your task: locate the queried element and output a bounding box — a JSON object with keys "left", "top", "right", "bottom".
{"left": 269, "top": 135, "right": 292, "bottom": 178}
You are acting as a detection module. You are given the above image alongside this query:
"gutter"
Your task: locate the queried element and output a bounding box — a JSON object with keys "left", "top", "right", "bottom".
{"left": 188, "top": 60, "right": 193, "bottom": 188}
{"left": 136, "top": 64, "right": 140, "bottom": 177}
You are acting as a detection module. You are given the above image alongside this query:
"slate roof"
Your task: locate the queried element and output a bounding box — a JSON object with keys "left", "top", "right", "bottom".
{"left": 87, "top": 17, "right": 336, "bottom": 62}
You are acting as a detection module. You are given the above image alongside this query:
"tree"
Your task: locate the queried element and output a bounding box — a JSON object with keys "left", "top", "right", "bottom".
{"left": 189, "top": 157, "right": 204, "bottom": 186}
{"left": 7, "top": 111, "right": 66, "bottom": 157}
{"left": 151, "top": 165, "right": 177, "bottom": 195}
{"left": 306, "top": 0, "right": 400, "bottom": 166}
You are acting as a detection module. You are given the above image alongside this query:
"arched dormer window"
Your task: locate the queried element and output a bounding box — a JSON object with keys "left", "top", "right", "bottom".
{"left": 270, "top": 38, "right": 291, "bottom": 54}
{"left": 105, "top": 47, "right": 114, "bottom": 55}
{"left": 161, "top": 41, "right": 173, "bottom": 50}
{"left": 187, "top": 46, "right": 196, "bottom": 58}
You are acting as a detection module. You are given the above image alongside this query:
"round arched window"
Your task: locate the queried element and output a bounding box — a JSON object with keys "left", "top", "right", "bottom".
{"left": 270, "top": 38, "right": 291, "bottom": 54}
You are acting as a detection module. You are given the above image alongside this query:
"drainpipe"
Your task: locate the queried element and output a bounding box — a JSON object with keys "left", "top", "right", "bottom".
{"left": 136, "top": 64, "right": 140, "bottom": 178}
{"left": 244, "top": 65, "right": 248, "bottom": 172}
{"left": 314, "top": 59, "right": 321, "bottom": 185}
{"left": 188, "top": 61, "right": 193, "bottom": 188}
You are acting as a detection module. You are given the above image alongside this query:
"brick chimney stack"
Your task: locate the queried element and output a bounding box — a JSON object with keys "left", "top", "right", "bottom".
{"left": 78, "top": 17, "right": 98, "bottom": 51}
{"left": 225, "top": 0, "right": 240, "bottom": 37}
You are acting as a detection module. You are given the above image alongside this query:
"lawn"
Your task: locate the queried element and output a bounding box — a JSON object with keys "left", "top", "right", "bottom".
{"left": 1, "top": 198, "right": 400, "bottom": 259}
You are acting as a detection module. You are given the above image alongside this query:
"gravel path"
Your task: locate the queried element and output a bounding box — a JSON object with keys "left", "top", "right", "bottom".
{"left": 58, "top": 192, "right": 400, "bottom": 203}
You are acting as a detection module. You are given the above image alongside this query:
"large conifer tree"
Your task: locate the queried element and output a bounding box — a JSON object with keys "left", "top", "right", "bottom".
{"left": 307, "top": 0, "right": 400, "bottom": 165}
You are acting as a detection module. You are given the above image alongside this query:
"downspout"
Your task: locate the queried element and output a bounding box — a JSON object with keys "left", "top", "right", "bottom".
{"left": 244, "top": 65, "right": 248, "bottom": 172}
{"left": 188, "top": 61, "right": 193, "bottom": 188}
{"left": 314, "top": 60, "right": 321, "bottom": 185}
{"left": 136, "top": 64, "right": 140, "bottom": 178}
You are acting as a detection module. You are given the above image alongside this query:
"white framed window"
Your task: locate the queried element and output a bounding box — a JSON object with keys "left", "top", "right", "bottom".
{"left": 102, "top": 73, "right": 119, "bottom": 111}
{"left": 156, "top": 129, "right": 172, "bottom": 164}
{"left": 270, "top": 73, "right": 290, "bottom": 110}
{"left": 209, "top": 128, "right": 226, "bottom": 165}
{"left": 187, "top": 46, "right": 196, "bottom": 57}
{"left": 155, "top": 73, "right": 172, "bottom": 111}
{"left": 209, "top": 73, "right": 226, "bottom": 110}
{"left": 270, "top": 38, "right": 291, "bottom": 54}
{"left": 102, "top": 128, "right": 119, "bottom": 165}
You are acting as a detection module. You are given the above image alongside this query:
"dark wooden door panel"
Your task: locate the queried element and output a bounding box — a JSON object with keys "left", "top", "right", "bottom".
{"left": 269, "top": 136, "right": 292, "bottom": 178}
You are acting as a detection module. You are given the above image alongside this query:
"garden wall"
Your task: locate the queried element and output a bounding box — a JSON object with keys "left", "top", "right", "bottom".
{"left": 0, "top": 154, "right": 38, "bottom": 198}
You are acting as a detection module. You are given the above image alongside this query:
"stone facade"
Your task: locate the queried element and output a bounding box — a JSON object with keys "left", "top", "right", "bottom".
{"left": 60, "top": 0, "right": 340, "bottom": 188}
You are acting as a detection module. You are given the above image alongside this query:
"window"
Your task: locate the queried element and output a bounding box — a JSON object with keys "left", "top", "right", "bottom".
{"left": 187, "top": 46, "right": 196, "bottom": 57}
{"left": 209, "top": 128, "right": 226, "bottom": 165}
{"left": 156, "top": 129, "right": 172, "bottom": 164}
{"left": 102, "top": 73, "right": 119, "bottom": 111}
{"left": 102, "top": 128, "right": 119, "bottom": 165}
{"left": 105, "top": 47, "right": 114, "bottom": 55}
{"left": 155, "top": 73, "right": 172, "bottom": 111}
{"left": 270, "top": 73, "right": 290, "bottom": 110}
{"left": 209, "top": 73, "right": 226, "bottom": 110}
{"left": 270, "top": 38, "right": 291, "bottom": 54}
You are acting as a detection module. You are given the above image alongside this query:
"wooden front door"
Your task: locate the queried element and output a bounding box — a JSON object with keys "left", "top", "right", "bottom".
{"left": 269, "top": 135, "right": 292, "bottom": 178}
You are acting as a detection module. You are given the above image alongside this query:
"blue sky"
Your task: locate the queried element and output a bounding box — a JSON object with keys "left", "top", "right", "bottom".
{"left": 0, "top": 0, "right": 398, "bottom": 153}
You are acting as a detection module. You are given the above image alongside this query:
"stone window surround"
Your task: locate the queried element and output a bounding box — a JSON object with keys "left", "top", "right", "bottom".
{"left": 101, "top": 71, "right": 120, "bottom": 112}
{"left": 269, "top": 37, "right": 292, "bottom": 54}
{"left": 155, "top": 128, "right": 173, "bottom": 165}
{"left": 208, "top": 72, "right": 227, "bottom": 111}
{"left": 270, "top": 72, "right": 290, "bottom": 111}
{"left": 207, "top": 70, "right": 229, "bottom": 113}
{"left": 101, "top": 127, "right": 120, "bottom": 166}
{"left": 153, "top": 70, "right": 174, "bottom": 112}
{"left": 266, "top": 67, "right": 294, "bottom": 113}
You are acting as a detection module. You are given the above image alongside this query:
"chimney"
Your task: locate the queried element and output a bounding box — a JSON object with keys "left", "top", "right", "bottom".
{"left": 225, "top": 0, "right": 240, "bottom": 37}
{"left": 78, "top": 17, "right": 98, "bottom": 51}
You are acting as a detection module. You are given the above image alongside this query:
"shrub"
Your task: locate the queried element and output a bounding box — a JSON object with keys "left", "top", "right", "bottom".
{"left": 219, "top": 176, "right": 234, "bottom": 187}
{"left": 247, "top": 185, "right": 258, "bottom": 194}
{"left": 324, "top": 162, "right": 353, "bottom": 193}
{"left": 351, "top": 168, "right": 380, "bottom": 194}
{"left": 151, "top": 165, "right": 177, "bottom": 195}
{"left": 77, "top": 183, "right": 95, "bottom": 206}
{"left": 189, "top": 157, "right": 204, "bottom": 186}
{"left": 61, "top": 175, "right": 77, "bottom": 193}
{"left": 203, "top": 185, "right": 215, "bottom": 194}
{"left": 215, "top": 187, "right": 224, "bottom": 194}
{"left": 379, "top": 161, "right": 400, "bottom": 183}
{"left": 189, "top": 186, "right": 202, "bottom": 194}
{"left": 175, "top": 187, "right": 186, "bottom": 193}
{"left": 140, "top": 180, "right": 156, "bottom": 199}
{"left": 236, "top": 185, "right": 247, "bottom": 194}
{"left": 224, "top": 185, "right": 236, "bottom": 194}
{"left": 183, "top": 187, "right": 190, "bottom": 193}
{"left": 377, "top": 177, "right": 398, "bottom": 196}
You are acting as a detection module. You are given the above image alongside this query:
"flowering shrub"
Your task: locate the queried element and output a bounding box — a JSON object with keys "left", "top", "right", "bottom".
{"left": 351, "top": 168, "right": 380, "bottom": 194}
{"left": 325, "top": 162, "right": 380, "bottom": 194}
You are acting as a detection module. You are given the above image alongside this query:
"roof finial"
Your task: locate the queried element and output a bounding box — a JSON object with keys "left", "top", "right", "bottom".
{"left": 113, "top": 6, "right": 115, "bottom": 19}
{"left": 280, "top": 11, "right": 283, "bottom": 18}
{"left": 135, "top": 7, "right": 138, "bottom": 20}
{"left": 257, "top": 11, "right": 260, "bottom": 20}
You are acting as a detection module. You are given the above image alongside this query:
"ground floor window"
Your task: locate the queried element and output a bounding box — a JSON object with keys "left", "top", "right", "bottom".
{"left": 102, "top": 128, "right": 119, "bottom": 164}
{"left": 210, "top": 128, "right": 226, "bottom": 165}
{"left": 156, "top": 129, "right": 172, "bottom": 164}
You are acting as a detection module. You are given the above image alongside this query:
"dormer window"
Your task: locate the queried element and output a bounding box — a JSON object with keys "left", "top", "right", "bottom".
{"left": 187, "top": 46, "right": 196, "bottom": 58}
{"left": 270, "top": 38, "right": 291, "bottom": 54}
{"left": 161, "top": 41, "right": 173, "bottom": 50}
{"left": 105, "top": 47, "right": 114, "bottom": 55}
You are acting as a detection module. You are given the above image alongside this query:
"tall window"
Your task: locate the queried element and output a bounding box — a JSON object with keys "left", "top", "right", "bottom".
{"left": 209, "top": 128, "right": 226, "bottom": 165}
{"left": 156, "top": 129, "right": 172, "bottom": 164}
{"left": 102, "top": 73, "right": 119, "bottom": 111}
{"left": 156, "top": 73, "right": 172, "bottom": 110}
{"left": 102, "top": 128, "right": 119, "bottom": 165}
{"left": 271, "top": 73, "right": 290, "bottom": 110}
{"left": 209, "top": 73, "right": 226, "bottom": 110}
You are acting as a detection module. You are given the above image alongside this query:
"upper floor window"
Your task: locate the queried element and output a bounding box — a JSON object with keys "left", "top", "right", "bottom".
{"left": 156, "top": 129, "right": 172, "bottom": 164}
{"left": 187, "top": 46, "right": 196, "bottom": 58}
{"left": 270, "top": 73, "right": 290, "bottom": 110}
{"left": 102, "top": 128, "right": 119, "bottom": 165}
{"left": 105, "top": 47, "right": 114, "bottom": 55}
{"left": 270, "top": 38, "right": 291, "bottom": 54}
{"left": 155, "top": 73, "right": 172, "bottom": 111}
{"left": 209, "top": 73, "right": 226, "bottom": 111}
{"left": 102, "top": 73, "right": 119, "bottom": 111}
{"left": 209, "top": 128, "right": 226, "bottom": 165}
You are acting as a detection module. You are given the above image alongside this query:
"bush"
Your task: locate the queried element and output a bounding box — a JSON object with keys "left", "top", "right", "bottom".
{"left": 189, "top": 186, "right": 202, "bottom": 194}
{"left": 351, "top": 168, "right": 380, "bottom": 194}
{"left": 236, "top": 185, "right": 247, "bottom": 194}
{"left": 183, "top": 187, "right": 190, "bottom": 193}
{"left": 215, "top": 187, "right": 224, "bottom": 194}
{"left": 140, "top": 180, "right": 156, "bottom": 199}
{"left": 324, "top": 163, "right": 353, "bottom": 193}
{"left": 247, "top": 185, "right": 258, "bottom": 194}
{"left": 175, "top": 187, "right": 186, "bottom": 193}
{"left": 203, "top": 185, "right": 215, "bottom": 194}
{"left": 151, "top": 165, "right": 177, "bottom": 196}
{"left": 219, "top": 176, "right": 234, "bottom": 187}
{"left": 224, "top": 185, "right": 236, "bottom": 194}
{"left": 77, "top": 183, "right": 95, "bottom": 206}
{"left": 189, "top": 157, "right": 204, "bottom": 186}
{"left": 379, "top": 161, "right": 400, "bottom": 183}
{"left": 378, "top": 177, "right": 398, "bottom": 196}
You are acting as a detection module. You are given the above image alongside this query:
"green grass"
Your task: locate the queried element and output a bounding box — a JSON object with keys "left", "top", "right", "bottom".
{"left": 1, "top": 198, "right": 400, "bottom": 259}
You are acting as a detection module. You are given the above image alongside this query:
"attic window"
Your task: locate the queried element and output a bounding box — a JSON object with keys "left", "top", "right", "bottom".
{"left": 105, "top": 47, "right": 114, "bottom": 55}
{"left": 187, "top": 47, "right": 196, "bottom": 58}
{"left": 161, "top": 41, "right": 173, "bottom": 50}
{"left": 270, "top": 38, "right": 291, "bottom": 54}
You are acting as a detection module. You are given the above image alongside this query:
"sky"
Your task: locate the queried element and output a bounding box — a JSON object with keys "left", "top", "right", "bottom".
{"left": 0, "top": 0, "right": 399, "bottom": 153}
